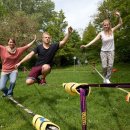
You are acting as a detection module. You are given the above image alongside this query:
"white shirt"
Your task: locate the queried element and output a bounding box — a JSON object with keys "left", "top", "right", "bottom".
{"left": 100, "top": 31, "right": 114, "bottom": 51}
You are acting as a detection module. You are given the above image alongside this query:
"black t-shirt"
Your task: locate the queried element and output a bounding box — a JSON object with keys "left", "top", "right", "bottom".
{"left": 33, "top": 43, "right": 59, "bottom": 66}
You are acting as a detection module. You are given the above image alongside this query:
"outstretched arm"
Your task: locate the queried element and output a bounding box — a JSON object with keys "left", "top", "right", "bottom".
{"left": 15, "top": 51, "right": 35, "bottom": 68}
{"left": 80, "top": 33, "right": 101, "bottom": 49}
{"left": 59, "top": 26, "right": 73, "bottom": 48}
{"left": 27, "top": 35, "right": 36, "bottom": 47}
{"left": 112, "top": 11, "right": 123, "bottom": 32}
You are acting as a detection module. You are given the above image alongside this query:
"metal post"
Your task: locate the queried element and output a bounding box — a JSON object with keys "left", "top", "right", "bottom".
{"left": 73, "top": 56, "right": 76, "bottom": 71}
{"left": 80, "top": 88, "right": 87, "bottom": 130}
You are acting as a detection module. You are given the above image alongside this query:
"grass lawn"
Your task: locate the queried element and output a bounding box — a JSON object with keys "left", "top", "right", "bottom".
{"left": 0, "top": 63, "right": 130, "bottom": 130}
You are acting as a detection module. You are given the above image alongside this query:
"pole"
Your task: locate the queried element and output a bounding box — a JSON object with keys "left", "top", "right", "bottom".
{"left": 73, "top": 56, "right": 76, "bottom": 71}
{"left": 80, "top": 88, "right": 87, "bottom": 130}
{"left": 78, "top": 83, "right": 130, "bottom": 88}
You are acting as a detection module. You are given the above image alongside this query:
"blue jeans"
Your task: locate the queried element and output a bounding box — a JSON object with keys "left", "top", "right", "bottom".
{"left": 0, "top": 70, "right": 18, "bottom": 96}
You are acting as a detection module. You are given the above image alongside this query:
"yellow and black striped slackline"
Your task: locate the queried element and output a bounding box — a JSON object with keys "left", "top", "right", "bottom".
{"left": 8, "top": 96, "right": 60, "bottom": 130}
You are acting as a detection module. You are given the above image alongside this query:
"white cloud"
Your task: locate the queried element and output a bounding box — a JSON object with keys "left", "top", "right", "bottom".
{"left": 53, "top": 0, "right": 103, "bottom": 34}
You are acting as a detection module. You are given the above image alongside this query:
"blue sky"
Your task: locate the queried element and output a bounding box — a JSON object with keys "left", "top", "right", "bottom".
{"left": 53, "top": 0, "right": 103, "bottom": 34}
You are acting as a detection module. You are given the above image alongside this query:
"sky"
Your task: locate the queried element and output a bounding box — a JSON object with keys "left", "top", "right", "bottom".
{"left": 53, "top": 0, "right": 103, "bottom": 34}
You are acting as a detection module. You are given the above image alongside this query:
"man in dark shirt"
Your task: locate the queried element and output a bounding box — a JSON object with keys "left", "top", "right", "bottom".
{"left": 15, "top": 27, "right": 73, "bottom": 85}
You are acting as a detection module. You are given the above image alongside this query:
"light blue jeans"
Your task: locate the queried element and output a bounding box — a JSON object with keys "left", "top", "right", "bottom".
{"left": 0, "top": 70, "right": 18, "bottom": 96}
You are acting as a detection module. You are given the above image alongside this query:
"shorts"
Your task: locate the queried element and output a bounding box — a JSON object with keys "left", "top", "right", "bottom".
{"left": 27, "top": 65, "right": 42, "bottom": 80}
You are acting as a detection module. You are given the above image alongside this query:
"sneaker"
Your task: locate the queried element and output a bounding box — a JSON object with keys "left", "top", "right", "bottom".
{"left": 106, "top": 79, "right": 111, "bottom": 84}
{"left": 1, "top": 93, "right": 7, "bottom": 97}
{"left": 103, "top": 78, "right": 111, "bottom": 84}
{"left": 40, "top": 78, "right": 46, "bottom": 85}
{"left": 36, "top": 78, "right": 46, "bottom": 85}
{"left": 103, "top": 79, "right": 106, "bottom": 83}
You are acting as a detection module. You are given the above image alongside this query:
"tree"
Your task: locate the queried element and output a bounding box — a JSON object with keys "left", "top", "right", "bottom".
{"left": 82, "top": 0, "right": 130, "bottom": 63}
{"left": 56, "top": 29, "right": 81, "bottom": 66}
{"left": 0, "top": 11, "right": 40, "bottom": 44}
{"left": 81, "top": 22, "right": 101, "bottom": 63}
{"left": 82, "top": 22, "right": 97, "bottom": 44}
{"left": 0, "top": 0, "right": 82, "bottom": 67}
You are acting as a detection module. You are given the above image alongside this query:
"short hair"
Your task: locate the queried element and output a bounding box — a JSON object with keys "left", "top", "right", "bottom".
{"left": 42, "top": 32, "right": 51, "bottom": 37}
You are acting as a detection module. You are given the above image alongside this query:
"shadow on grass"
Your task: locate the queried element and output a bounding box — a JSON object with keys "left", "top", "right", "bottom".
{"left": 99, "top": 89, "right": 123, "bottom": 130}
{"left": 7, "top": 92, "right": 78, "bottom": 129}
{"left": 36, "top": 93, "right": 78, "bottom": 130}
{"left": 3, "top": 98, "right": 33, "bottom": 130}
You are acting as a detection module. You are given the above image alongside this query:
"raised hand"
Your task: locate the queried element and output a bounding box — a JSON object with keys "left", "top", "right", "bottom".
{"left": 115, "top": 11, "right": 121, "bottom": 17}
{"left": 68, "top": 26, "right": 73, "bottom": 34}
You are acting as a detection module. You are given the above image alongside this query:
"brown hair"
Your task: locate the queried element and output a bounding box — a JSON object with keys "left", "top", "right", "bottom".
{"left": 8, "top": 38, "right": 16, "bottom": 44}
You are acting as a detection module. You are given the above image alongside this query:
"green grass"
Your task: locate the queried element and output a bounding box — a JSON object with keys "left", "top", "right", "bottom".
{"left": 0, "top": 63, "right": 130, "bottom": 130}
